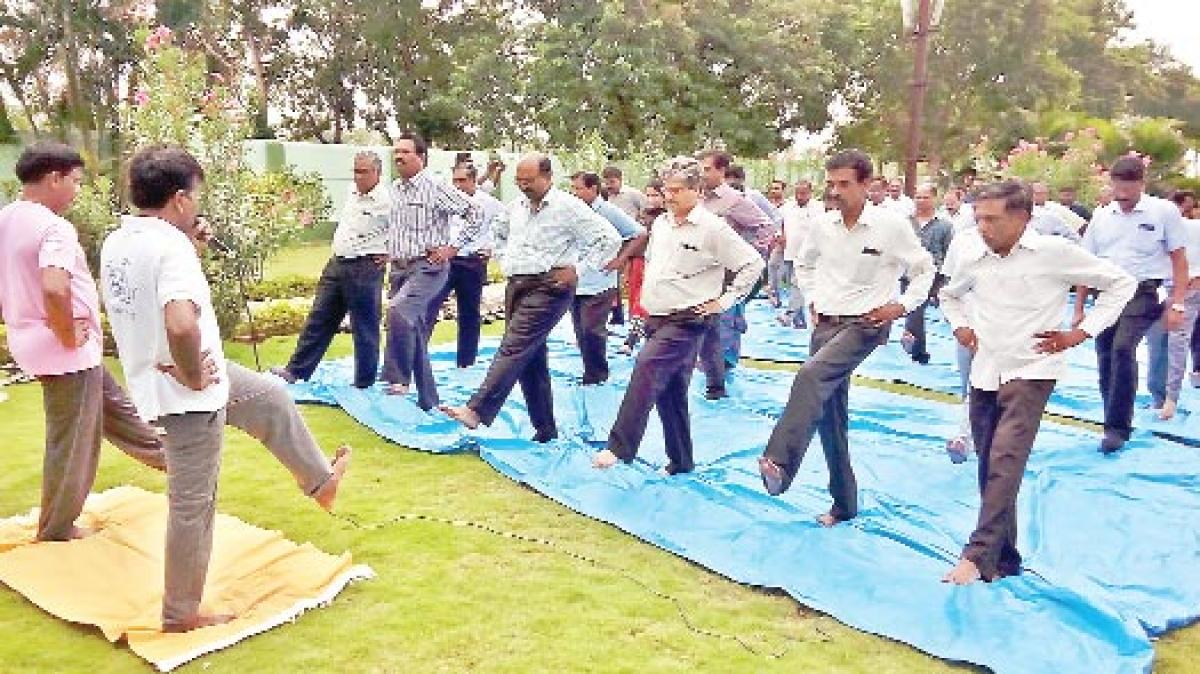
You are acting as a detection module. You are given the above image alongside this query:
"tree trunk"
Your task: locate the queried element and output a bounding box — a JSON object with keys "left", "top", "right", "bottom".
{"left": 59, "top": 0, "right": 95, "bottom": 156}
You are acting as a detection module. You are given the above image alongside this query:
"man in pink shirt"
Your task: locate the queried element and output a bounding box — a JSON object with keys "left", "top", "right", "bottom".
{"left": 0, "top": 142, "right": 164, "bottom": 541}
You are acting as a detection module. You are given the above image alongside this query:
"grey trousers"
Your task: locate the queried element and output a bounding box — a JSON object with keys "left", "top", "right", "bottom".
{"left": 760, "top": 318, "right": 888, "bottom": 519}
{"left": 767, "top": 246, "right": 786, "bottom": 300}
{"left": 1146, "top": 287, "right": 1200, "bottom": 403}
{"left": 37, "top": 365, "right": 165, "bottom": 541}
{"left": 160, "top": 362, "right": 333, "bottom": 626}
{"left": 383, "top": 258, "right": 449, "bottom": 410}
{"left": 963, "top": 379, "right": 1055, "bottom": 580}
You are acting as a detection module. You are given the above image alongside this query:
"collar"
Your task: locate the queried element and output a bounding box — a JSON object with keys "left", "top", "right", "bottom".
{"left": 522, "top": 186, "right": 560, "bottom": 214}
{"left": 122, "top": 214, "right": 190, "bottom": 240}
{"left": 393, "top": 169, "right": 430, "bottom": 190}
{"left": 983, "top": 225, "right": 1043, "bottom": 260}
{"left": 836, "top": 202, "right": 888, "bottom": 229}
{"left": 352, "top": 181, "right": 389, "bottom": 200}
{"left": 705, "top": 183, "right": 737, "bottom": 200}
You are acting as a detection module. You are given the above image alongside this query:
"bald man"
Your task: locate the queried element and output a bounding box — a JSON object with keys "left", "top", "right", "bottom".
{"left": 441, "top": 155, "right": 622, "bottom": 442}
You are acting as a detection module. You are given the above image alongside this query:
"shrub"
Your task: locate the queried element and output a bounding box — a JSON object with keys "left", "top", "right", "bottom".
{"left": 235, "top": 299, "right": 311, "bottom": 342}
{"left": 246, "top": 274, "right": 318, "bottom": 302}
{"left": 0, "top": 324, "right": 10, "bottom": 365}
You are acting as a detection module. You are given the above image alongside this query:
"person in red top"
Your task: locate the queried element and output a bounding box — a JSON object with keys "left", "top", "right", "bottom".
{"left": 622, "top": 180, "right": 666, "bottom": 353}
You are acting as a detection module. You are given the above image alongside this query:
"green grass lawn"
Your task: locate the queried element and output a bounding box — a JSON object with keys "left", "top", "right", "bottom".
{"left": 2, "top": 244, "right": 1198, "bottom": 673}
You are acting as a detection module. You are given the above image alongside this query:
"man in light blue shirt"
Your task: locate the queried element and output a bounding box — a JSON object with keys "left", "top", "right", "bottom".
{"left": 441, "top": 155, "right": 622, "bottom": 442}
{"left": 425, "top": 162, "right": 504, "bottom": 367}
{"left": 1075, "top": 156, "right": 1189, "bottom": 453}
{"left": 570, "top": 171, "right": 648, "bottom": 384}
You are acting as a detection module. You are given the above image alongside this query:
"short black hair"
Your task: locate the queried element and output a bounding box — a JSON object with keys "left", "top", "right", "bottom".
{"left": 974, "top": 179, "right": 1033, "bottom": 216}
{"left": 397, "top": 131, "right": 428, "bottom": 161}
{"left": 725, "top": 164, "right": 747, "bottom": 181}
{"left": 1110, "top": 156, "right": 1145, "bottom": 182}
{"left": 697, "top": 150, "right": 732, "bottom": 170}
{"left": 571, "top": 171, "right": 601, "bottom": 190}
{"left": 15, "top": 142, "right": 85, "bottom": 184}
{"left": 1170, "top": 189, "right": 1196, "bottom": 206}
{"left": 127, "top": 145, "right": 205, "bottom": 210}
{"left": 601, "top": 166, "right": 622, "bottom": 180}
{"left": 770, "top": 178, "right": 788, "bottom": 189}
{"left": 826, "top": 150, "right": 874, "bottom": 183}
{"left": 453, "top": 163, "right": 478, "bottom": 181}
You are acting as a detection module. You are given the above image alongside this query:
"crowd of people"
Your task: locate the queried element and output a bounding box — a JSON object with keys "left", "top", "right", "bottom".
{"left": 0, "top": 134, "right": 1195, "bottom": 634}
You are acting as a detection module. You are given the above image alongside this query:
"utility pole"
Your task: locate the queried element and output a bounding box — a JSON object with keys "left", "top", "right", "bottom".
{"left": 904, "top": 0, "right": 933, "bottom": 197}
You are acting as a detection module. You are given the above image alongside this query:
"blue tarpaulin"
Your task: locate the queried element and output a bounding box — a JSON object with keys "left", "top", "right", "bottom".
{"left": 739, "top": 299, "right": 1200, "bottom": 442}
{"left": 288, "top": 332, "right": 1200, "bottom": 674}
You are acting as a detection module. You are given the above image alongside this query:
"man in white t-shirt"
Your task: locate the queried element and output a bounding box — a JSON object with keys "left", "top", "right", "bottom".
{"left": 100, "top": 146, "right": 351, "bottom": 633}
{"left": 777, "top": 179, "right": 824, "bottom": 328}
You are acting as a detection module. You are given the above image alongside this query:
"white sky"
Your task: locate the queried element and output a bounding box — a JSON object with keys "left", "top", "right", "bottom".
{"left": 1124, "top": 0, "right": 1200, "bottom": 72}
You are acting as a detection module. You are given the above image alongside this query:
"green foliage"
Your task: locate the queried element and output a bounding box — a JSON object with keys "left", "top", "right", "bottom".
{"left": 63, "top": 174, "right": 117, "bottom": 271}
{"left": 118, "top": 26, "right": 329, "bottom": 334}
{"left": 0, "top": 324, "right": 9, "bottom": 365}
{"left": 236, "top": 299, "right": 311, "bottom": 341}
{"left": 246, "top": 274, "right": 319, "bottom": 302}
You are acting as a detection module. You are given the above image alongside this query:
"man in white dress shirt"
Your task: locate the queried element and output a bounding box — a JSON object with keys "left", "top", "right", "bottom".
{"left": 425, "top": 161, "right": 505, "bottom": 367}
{"left": 778, "top": 179, "right": 824, "bottom": 328}
{"left": 757, "top": 150, "right": 935, "bottom": 526}
{"left": 939, "top": 180, "right": 1134, "bottom": 585}
{"left": 272, "top": 152, "right": 389, "bottom": 388}
{"left": 592, "top": 157, "right": 764, "bottom": 474}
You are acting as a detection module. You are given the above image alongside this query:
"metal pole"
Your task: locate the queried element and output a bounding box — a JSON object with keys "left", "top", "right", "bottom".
{"left": 904, "top": 0, "right": 932, "bottom": 197}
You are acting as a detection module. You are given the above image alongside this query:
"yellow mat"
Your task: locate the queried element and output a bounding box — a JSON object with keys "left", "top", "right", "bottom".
{"left": 0, "top": 486, "right": 373, "bottom": 671}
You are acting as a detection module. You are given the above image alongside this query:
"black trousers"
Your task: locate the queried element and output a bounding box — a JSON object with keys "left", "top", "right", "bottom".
{"left": 607, "top": 312, "right": 712, "bottom": 474}
{"left": 963, "top": 379, "right": 1055, "bottom": 580}
{"left": 902, "top": 273, "right": 946, "bottom": 363}
{"left": 468, "top": 273, "right": 574, "bottom": 441}
{"left": 286, "top": 256, "right": 383, "bottom": 389}
{"left": 1095, "top": 284, "right": 1162, "bottom": 440}
{"left": 571, "top": 287, "right": 619, "bottom": 384}
{"left": 760, "top": 318, "right": 888, "bottom": 520}
{"left": 426, "top": 255, "right": 487, "bottom": 367}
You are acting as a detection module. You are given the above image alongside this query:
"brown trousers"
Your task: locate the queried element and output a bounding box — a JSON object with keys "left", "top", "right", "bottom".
{"left": 963, "top": 378, "right": 1055, "bottom": 580}
{"left": 37, "top": 365, "right": 165, "bottom": 541}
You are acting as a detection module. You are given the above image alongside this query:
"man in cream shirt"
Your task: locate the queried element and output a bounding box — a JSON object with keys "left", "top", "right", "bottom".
{"left": 939, "top": 180, "right": 1133, "bottom": 585}
{"left": 592, "top": 157, "right": 764, "bottom": 475}
{"left": 758, "top": 150, "right": 935, "bottom": 527}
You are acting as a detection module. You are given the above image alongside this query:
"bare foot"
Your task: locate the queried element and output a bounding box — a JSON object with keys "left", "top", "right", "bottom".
{"left": 384, "top": 383, "right": 409, "bottom": 396}
{"left": 757, "top": 456, "right": 785, "bottom": 496}
{"left": 439, "top": 405, "right": 480, "bottom": 429}
{"left": 37, "top": 525, "right": 95, "bottom": 543}
{"left": 815, "top": 512, "right": 840, "bottom": 528}
{"left": 1159, "top": 399, "right": 1177, "bottom": 420}
{"left": 162, "top": 613, "right": 235, "bottom": 633}
{"left": 591, "top": 449, "right": 621, "bottom": 469}
{"left": 942, "top": 558, "right": 982, "bottom": 585}
{"left": 313, "top": 445, "right": 351, "bottom": 511}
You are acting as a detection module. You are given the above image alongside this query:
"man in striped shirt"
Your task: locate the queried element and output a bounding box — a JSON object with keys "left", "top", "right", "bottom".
{"left": 382, "top": 132, "right": 480, "bottom": 410}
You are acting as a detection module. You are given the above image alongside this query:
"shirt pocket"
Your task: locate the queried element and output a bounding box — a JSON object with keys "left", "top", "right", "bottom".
{"left": 851, "top": 247, "right": 887, "bottom": 285}
{"left": 670, "top": 244, "right": 713, "bottom": 279}
{"left": 1133, "top": 223, "right": 1164, "bottom": 256}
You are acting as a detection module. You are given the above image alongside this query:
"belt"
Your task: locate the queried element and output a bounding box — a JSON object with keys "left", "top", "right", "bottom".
{"left": 816, "top": 313, "right": 865, "bottom": 325}
{"left": 334, "top": 254, "right": 380, "bottom": 262}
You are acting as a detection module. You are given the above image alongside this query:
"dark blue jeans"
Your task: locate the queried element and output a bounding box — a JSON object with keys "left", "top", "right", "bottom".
{"left": 426, "top": 255, "right": 487, "bottom": 367}
{"left": 286, "top": 256, "right": 384, "bottom": 388}
{"left": 607, "top": 312, "right": 713, "bottom": 474}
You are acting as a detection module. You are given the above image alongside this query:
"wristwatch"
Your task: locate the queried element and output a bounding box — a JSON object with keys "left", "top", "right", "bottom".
{"left": 1170, "top": 303, "right": 1186, "bottom": 312}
